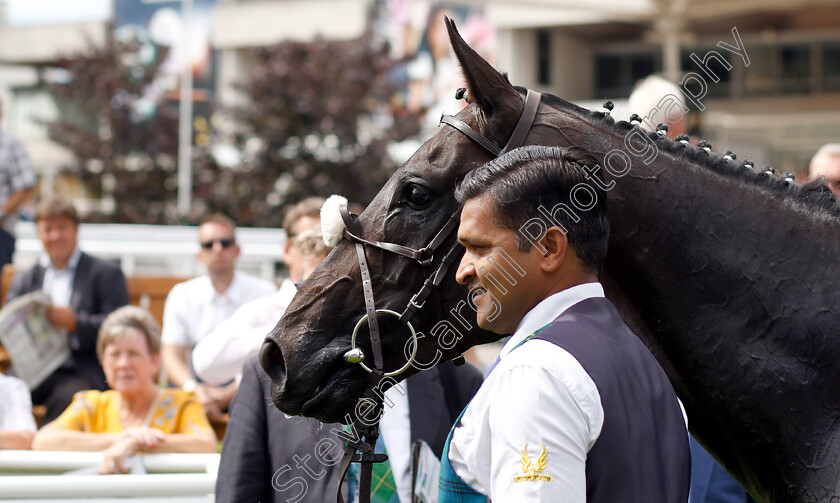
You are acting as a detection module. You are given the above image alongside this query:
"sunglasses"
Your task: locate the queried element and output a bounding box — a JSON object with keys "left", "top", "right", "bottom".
{"left": 200, "top": 238, "right": 235, "bottom": 250}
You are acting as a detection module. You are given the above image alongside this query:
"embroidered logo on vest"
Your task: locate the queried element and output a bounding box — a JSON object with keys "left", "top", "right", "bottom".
{"left": 513, "top": 443, "right": 553, "bottom": 483}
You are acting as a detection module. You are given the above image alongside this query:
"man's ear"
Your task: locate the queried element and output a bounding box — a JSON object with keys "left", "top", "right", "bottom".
{"left": 539, "top": 226, "right": 569, "bottom": 272}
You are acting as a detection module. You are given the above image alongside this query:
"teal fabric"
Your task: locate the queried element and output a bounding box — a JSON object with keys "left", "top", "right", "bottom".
{"left": 438, "top": 409, "right": 487, "bottom": 503}
{"left": 438, "top": 327, "right": 549, "bottom": 503}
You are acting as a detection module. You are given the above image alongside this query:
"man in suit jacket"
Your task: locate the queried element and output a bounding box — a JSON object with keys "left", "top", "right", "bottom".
{"left": 6, "top": 197, "right": 129, "bottom": 424}
{"left": 216, "top": 355, "right": 483, "bottom": 503}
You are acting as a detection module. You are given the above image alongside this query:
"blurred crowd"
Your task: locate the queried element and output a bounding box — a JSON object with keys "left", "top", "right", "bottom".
{"left": 0, "top": 189, "right": 333, "bottom": 474}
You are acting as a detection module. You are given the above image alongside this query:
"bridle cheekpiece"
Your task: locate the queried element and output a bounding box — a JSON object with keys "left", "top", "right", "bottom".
{"left": 324, "top": 88, "right": 541, "bottom": 503}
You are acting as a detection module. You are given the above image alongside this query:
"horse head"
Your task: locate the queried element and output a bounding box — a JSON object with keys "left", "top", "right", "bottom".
{"left": 259, "top": 18, "right": 548, "bottom": 423}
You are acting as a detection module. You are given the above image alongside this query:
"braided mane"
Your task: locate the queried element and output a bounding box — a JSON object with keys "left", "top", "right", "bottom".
{"left": 537, "top": 92, "right": 840, "bottom": 219}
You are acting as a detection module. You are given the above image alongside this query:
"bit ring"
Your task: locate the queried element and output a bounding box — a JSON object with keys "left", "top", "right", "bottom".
{"left": 349, "top": 309, "right": 418, "bottom": 377}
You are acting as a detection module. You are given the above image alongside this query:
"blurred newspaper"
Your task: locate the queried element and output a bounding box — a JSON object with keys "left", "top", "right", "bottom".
{"left": 0, "top": 291, "right": 69, "bottom": 390}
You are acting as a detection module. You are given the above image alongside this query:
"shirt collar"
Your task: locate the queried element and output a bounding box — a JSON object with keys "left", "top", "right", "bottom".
{"left": 278, "top": 279, "right": 297, "bottom": 296}
{"left": 209, "top": 271, "right": 248, "bottom": 303}
{"left": 40, "top": 247, "right": 82, "bottom": 272}
{"left": 499, "top": 281, "right": 605, "bottom": 360}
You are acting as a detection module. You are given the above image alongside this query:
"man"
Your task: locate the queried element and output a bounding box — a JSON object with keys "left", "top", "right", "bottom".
{"left": 193, "top": 227, "right": 326, "bottom": 385}
{"left": 0, "top": 96, "right": 37, "bottom": 268}
{"left": 216, "top": 355, "right": 483, "bottom": 503}
{"left": 279, "top": 197, "right": 324, "bottom": 285}
{"left": 807, "top": 143, "right": 840, "bottom": 196}
{"left": 192, "top": 197, "right": 323, "bottom": 385}
{"left": 161, "top": 214, "right": 276, "bottom": 418}
{"left": 439, "top": 145, "right": 690, "bottom": 501}
{"left": 625, "top": 74, "right": 689, "bottom": 139}
{"left": 7, "top": 197, "right": 129, "bottom": 424}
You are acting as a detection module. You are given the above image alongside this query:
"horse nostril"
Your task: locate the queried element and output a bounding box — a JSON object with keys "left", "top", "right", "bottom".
{"left": 259, "top": 339, "right": 286, "bottom": 380}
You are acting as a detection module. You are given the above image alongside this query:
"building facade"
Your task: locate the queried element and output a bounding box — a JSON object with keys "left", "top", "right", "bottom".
{"left": 1, "top": 0, "right": 839, "bottom": 205}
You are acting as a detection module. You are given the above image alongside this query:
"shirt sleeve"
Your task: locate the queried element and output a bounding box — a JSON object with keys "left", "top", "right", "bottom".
{"left": 193, "top": 319, "right": 273, "bottom": 386}
{"left": 487, "top": 359, "right": 598, "bottom": 501}
{"left": 1, "top": 377, "right": 37, "bottom": 433}
{"left": 174, "top": 393, "right": 215, "bottom": 437}
{"left": 51, "top": 391, "right": 97, "bottom": 432}
{"left": 161, "top": 283, "right": 190, "bottom": 346}
{"left": 192, "top": 294, "right": 285, "bottom": 385}
{"left": 8, "top": 136, "right": 36, "bottom": 192}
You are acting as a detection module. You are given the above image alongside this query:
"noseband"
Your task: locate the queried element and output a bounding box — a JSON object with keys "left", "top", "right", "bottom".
{"left": 333, "top": 89, "right": 541, "bottom": 503}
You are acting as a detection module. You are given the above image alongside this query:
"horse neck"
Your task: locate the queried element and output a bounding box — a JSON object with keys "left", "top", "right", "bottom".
{"left": 544, "top": 107, "right": 840, "bottom": 407}
{"left": 539, "top": 112, "right": 840, "bottom": 498}
{"left": 542, "top": 110, "right": 840, "bottom": 308}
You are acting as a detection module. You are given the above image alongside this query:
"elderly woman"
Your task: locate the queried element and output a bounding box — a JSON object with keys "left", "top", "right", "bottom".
{"left": 32, "top": 306, "right": 216, "bottom": 474}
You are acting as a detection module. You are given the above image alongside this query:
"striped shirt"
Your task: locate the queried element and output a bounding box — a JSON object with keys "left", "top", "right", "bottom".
{"left": 0, "top": 128, "right": 36, "bottom": 233}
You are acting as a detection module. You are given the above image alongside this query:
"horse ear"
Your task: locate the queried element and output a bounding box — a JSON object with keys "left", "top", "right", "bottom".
{"left": 445, "top": 16, "right": 519, "bottom": 115}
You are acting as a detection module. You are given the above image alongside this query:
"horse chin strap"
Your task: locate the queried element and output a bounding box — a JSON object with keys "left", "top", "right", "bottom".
{"left": 335, "top": 395, "right": 386, "bottom": 503}
{"left": 330, "top": 88, "right": 542, "bottom": 503}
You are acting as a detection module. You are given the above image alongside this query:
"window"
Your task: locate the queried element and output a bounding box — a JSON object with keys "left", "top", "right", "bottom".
{"left": 780, "top": 44, "right": 810, "bottom": 94}
{"left": 682, "top": 48, "right": 732, "bottom": 98}
{"left": 823, "top": 42, "right": 840, "bottom": 92}
{"left": 595, "top": 52, "right": 658, "bottom": 98}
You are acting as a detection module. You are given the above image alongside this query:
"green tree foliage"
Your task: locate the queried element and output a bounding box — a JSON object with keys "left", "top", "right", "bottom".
{"left": 43, "top": 26, "right": 419, "bottom": 227}
{"left": 43, "top": 26, "right": 191, "bottom": 224}
{"left": 220, "top": 31, "right": 421, "bottom": 227}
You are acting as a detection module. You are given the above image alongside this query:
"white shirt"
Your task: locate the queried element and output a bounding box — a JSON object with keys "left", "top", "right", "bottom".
{"left": 0, "top": 373, "right": 37, "bottom": 433}
{"left": 380, "top": 384, "right": 412, "bottom": 503}
{"left": 161, "top": 271, "right": 277, "bottom": 348}
{"left": 192, "top": 279, "right": 297, "bottom": 385}
{"left": 448, "top": 282, "right": 606, "bottom": 502}
{"left": 40, "top": 248, "right": 82, "bottom": 307}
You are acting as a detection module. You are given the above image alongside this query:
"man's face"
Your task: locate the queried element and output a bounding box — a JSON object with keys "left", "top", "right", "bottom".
{"left": 301, "top": 251, "right": 328, "bottom": 281}
{"left": 284, "top": 215, "right": 320, "bottom": 283}
{"left": 455, "top": 194, "right": 546, "bottom": 335}
{"left": 810, "top": 155, "right": 840, "bottom": 197}
{"left": 197, "top": 222, "right": 240, "bottom": 274}
{"left": 37, "top": 216, "right": 78, "bottom": 267}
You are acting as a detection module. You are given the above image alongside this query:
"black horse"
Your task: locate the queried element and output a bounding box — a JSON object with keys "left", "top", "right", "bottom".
{"left": 261, "top": 18, "right": 840, "bottom": 502}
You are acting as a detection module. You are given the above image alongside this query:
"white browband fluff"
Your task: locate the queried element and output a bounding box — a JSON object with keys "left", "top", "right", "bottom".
{"left": 321, "top": 195, "right": 348, "bottom": 247}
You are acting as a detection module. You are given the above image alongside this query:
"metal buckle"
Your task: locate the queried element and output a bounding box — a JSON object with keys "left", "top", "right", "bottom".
{"left": 408, "top": 295, "right": 426, "bottom": 312}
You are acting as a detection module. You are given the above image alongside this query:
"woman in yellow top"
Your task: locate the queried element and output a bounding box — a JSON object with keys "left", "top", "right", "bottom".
{"left": 32, "top": 305, "right": 216, "bottom": 474}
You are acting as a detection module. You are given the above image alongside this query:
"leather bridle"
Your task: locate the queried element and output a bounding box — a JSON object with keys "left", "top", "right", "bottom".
{"left": 334, "top": 89, "right": 541, "bottom": 503}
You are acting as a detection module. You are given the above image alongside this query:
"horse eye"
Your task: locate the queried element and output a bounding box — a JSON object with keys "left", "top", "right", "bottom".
{"left": 407, "top": 185, "right": 432, "bottom": 208}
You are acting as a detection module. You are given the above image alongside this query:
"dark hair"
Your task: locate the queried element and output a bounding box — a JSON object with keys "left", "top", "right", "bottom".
{"left": 34, "top": 197, "right": 80, "bottom": 226}
{"left": 455, "top": 145, "right": 609, "bottom": 270}
{"left": 282, "top": 197, "right": 325, "bottom": 237}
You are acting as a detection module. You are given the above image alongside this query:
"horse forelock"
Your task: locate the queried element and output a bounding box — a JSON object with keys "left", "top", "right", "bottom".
{"left": 535, "top": 92, "right": 840, "bottom": 222}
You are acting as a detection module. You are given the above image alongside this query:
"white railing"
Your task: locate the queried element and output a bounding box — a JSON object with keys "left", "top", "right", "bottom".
{"left": 0, "top": 451, "right": 218, "bottom": 500}
{"left": 0, "top": 473, "right": 215, "bottom": 499}
{"left": 0, "top": 450, "right": 219, "bottom": 475}
{"left": 12, "top": 222, "right": 287, "bottom": 280}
